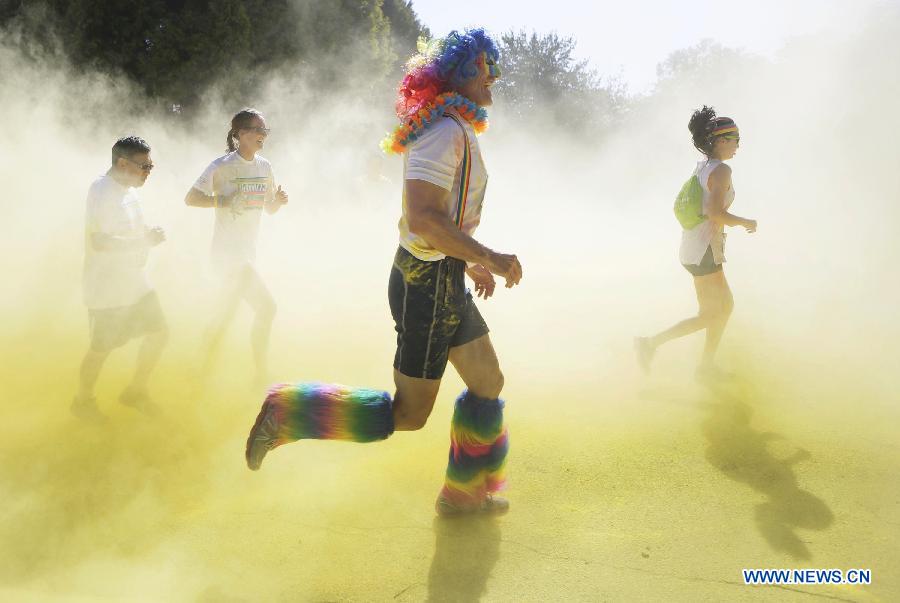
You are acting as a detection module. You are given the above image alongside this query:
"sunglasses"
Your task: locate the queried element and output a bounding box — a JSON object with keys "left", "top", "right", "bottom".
{"left": 126, "top": 158, "right": 154, "bottom": 171}
{"left": 243, "top": 126, "right": 271, "bottom": 135}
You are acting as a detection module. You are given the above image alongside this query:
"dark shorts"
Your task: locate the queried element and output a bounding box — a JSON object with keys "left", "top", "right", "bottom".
{"left": 388, "top": 246, "right": 490, "bottom": 380}
{"left": 89, "top": 291, "right": 166, "bottom": 353}
{"left": 682, "top": 246, "right": 723, "bottom": 277}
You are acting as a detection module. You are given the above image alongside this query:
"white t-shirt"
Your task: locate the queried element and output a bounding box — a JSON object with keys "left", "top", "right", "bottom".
{"left": 193, "top": 151, "right": 276, "bottom": 275}
{"left": 83, "top": 174, "right": 152, "bottom": 309}
{"left": 679, "top": 158, "right": 735, "bottom": 265}
{"left": 399, "top": 112, "right": 488, "bottom": 261}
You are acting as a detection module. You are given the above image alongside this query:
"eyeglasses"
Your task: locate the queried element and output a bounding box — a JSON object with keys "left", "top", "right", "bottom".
{"left": 243, "top": 126, "right": 271, "bottom": 135}
{"left": 126, "top": 158, "right": 154, "bottom": 171}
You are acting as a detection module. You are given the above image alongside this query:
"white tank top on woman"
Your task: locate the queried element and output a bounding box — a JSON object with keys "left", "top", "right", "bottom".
{"left": 679, "top": 158, "right": 735, "bottom": 266}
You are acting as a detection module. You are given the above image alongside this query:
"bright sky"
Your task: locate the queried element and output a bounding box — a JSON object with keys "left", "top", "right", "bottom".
{"left": 413, "top": 0, "right": 878, "bottom": 91}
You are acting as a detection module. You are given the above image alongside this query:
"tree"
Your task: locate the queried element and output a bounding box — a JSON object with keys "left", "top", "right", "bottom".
{"left": 381, "top": 0, "right": 429, "bottom": 64}
{"left": 494, "top": 30, "right": 627, "bottom": 139}
{"left": 0, "top": 0, "right": 429, "bottom": 107}
{"left": 654, "top": 39, "right": 761, "bottom": 93}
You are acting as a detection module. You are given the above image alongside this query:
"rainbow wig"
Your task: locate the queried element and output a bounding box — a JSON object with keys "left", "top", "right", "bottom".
{"left": 260, "top": 382, "right": 394, "bottom": 445}
{"left": 439, "top": 390, "right": 509, "bottom": 508}
{"left": 382, "top": 28, "right": 500, "bottom": 154}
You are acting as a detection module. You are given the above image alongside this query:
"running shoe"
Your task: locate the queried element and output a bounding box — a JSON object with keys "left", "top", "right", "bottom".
{"left": 435, "top": 494, "right": 510, "bottom": 517}
{"left": 246, "top": 400, "right": 280, "bottom": 471}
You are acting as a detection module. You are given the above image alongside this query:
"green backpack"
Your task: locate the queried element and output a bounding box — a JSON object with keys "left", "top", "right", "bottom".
{"left": 673, "top": 174, "right": 707, "bottom": 229}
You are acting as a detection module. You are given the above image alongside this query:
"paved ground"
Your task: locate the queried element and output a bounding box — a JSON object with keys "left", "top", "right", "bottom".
{"left": 1, "top": 317, "right": 895, "bottom": 602}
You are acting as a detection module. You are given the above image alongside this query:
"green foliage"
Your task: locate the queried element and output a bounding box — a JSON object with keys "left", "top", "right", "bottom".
{"left": 654, "top": 39, "right": 762, "bottom": 93}
{"left": 0, "top": 0, "right": 427, "bottom": 106}
{"left": 496, "top": 31, "right": 594, "bottom": 105}
{"left": 381, "top": 0, "right": 429, "bottom": 62}
{"left": 495, "top": 30, "right": 627, "bottom": 139}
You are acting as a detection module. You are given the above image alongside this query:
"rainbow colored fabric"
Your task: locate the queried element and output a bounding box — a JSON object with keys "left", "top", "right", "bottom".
{"left": 711, "top": 117, "right": 738, "bottom": 136}
{"left": 263, "top": 382, "right": 394, "bottom": 445}
{"left": 439, "top": 390, "right": 508, "bottom": 508}
{"left": 381, "top": 28, "right": 498, "bottom": 155}
{"left": 381, "top": 92, "right": 487, "bottom": 155}
{"left": 446, "top": 113, "right": 472, "bottom": 228}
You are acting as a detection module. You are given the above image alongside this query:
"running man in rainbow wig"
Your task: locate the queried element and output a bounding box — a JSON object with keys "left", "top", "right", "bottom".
{"left": 245, "top": 28, "right": 522, "bottom": 516}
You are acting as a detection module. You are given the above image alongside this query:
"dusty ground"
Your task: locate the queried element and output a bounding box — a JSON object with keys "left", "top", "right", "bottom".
{"left": 1, "top": 283, "right": 896, "bottom": 602}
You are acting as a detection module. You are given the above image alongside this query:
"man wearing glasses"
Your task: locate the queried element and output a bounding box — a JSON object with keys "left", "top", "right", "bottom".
{"left": 72, "top": 136, "right": 168, "bottom": 422}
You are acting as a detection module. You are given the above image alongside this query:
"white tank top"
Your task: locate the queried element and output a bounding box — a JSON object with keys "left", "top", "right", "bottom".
{"left": 679, "top": 158, "right": 735, "bottom": 265}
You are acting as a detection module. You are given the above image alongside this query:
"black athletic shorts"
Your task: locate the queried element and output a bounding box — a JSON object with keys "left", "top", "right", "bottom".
{"left": 388, "top": 246, "right": 490, "bottom": 380}
{"left": 88, "top": 291, "right": 166, "bottom": 353}
{"left": 682, "top": 246, "right": 723, "bottom": 277}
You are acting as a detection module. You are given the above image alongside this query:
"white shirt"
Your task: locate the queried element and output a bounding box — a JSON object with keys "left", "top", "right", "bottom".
{"left": 83, "top": 175, "right": 152, "bottom": 309}
{"left": 679, "top": 158, "right": 735, "bottom": 265}
{"left": 399, "top": 113, "right": 488, "bottom": 261}
{"left": 193, "top": 151, "right": 275, "bottom": 275}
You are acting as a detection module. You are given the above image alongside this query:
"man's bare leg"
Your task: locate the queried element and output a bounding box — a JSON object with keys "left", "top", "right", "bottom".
{"left": 73, "top": 347, "right": 111, "bottom": 422}
{"left": 121, "top": 328, "right": 168, "bottom": 415}
{"left": 436, "top": 334, "right": 509, "bottom": 515}
{"left": 448, "top": 334, "right": 504, "bottom": 399}
{"left": 78, "top": 348, "right": 110, "bottom": 401}
{"left": 392, "top": 369, "right": 441, "bottom": 431}
{"left": 129, "top": 328, "right": 168, "bottom": 391}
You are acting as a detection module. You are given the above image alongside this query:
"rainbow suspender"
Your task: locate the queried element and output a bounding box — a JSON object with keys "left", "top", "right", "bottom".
{"left": 446, "top": 113, "right": 472, "bottom": 229}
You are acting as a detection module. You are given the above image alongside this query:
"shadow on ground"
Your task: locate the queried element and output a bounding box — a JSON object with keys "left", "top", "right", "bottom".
{"left": 700, "top": 381, "right": 834, "bottom": 560}
{"left": 427, "top": 515, "right": 501, "bottom": 602}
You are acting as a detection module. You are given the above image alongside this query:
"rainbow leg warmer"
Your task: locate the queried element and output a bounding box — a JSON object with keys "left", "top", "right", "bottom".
{"left": 264, "top": 382, "right": 394, "bottom": 443}
{"left": 247, "top": 382, "right": 395, "bottom": 469}
{"left": 438, "top": 390, "right": 509, "bottom": 508}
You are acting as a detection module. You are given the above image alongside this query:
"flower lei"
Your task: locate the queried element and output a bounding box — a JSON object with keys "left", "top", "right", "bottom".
{"left": 380, "top": 92, "right": 488, "bottom": 154}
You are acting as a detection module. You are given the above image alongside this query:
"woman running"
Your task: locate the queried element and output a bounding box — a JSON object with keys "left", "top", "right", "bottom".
{"left": 636, "top": 106, "right": 756, "bottom": 381}
{"left": 185, "top": 108, "right": 288, "bottom": 384}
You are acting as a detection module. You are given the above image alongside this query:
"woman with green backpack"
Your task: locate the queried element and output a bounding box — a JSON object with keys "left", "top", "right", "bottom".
{"left": 636, "top": 106, "right": 757, "bottom": 382}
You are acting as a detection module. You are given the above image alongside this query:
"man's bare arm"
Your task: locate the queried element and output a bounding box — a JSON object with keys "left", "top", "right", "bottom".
{"left": 406, "top": 179, "right": 522, "bottom": 286}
